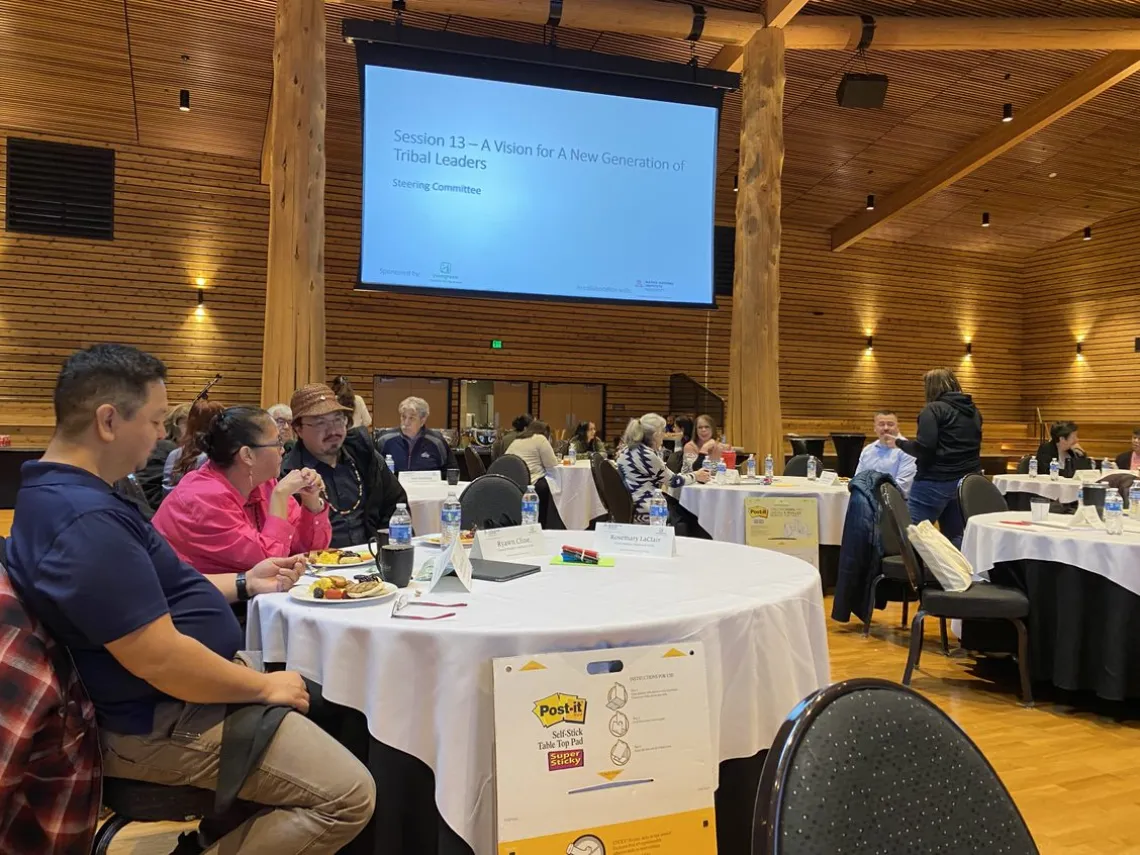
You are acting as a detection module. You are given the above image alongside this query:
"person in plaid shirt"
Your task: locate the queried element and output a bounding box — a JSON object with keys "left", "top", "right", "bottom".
{"left": 0, "top": 559, "right": 100, "bottom": 853}
{"left": 4, "top": 345, "right": 375, "bottom": 854}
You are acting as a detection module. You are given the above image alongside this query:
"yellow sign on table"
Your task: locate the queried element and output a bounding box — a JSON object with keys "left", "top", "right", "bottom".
{"left": 493, "top": 644, "right": 717, "bottom": 855}
{"left": 744, "top": 497, "right": 820, "bottom": 568}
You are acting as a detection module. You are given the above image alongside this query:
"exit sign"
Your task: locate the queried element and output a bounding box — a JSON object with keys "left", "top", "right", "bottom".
{"left": 490, "top": 339, "right": 504, "bottom": 350}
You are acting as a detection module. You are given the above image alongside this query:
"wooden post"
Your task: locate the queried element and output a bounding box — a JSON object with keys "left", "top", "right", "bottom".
{"left": 727, "top": 27, "right": 784, "bottom": 461}
{"left": 262, "top": 0, "right": 326, "bottom": 407}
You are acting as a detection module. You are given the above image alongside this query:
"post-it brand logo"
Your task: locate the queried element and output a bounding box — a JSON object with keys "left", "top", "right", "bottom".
{"left": 532, "top": 692, "right": 587, "bottom": 727}
{"left": 747, "top": 505, "right": 770, "bottom": 520}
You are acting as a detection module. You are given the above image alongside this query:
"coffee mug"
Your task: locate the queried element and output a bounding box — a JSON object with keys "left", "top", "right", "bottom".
{"left": 367, "top": 529, "right": 390, "bottom": 563}
{"left": 446, "top": 468, "right": 460, "bottom": 486}
{"left": 381, "top": 545, "right": 415, "bottom": 588}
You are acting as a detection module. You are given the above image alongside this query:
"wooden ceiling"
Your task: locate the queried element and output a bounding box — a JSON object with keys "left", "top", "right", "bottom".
{"left": 2, "top": 0, "right": 1140, "bottom": 254}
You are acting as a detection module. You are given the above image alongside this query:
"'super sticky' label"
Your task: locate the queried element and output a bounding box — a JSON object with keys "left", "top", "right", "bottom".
{"left": 547, "top": 749, "right": 585, "bottom": 771}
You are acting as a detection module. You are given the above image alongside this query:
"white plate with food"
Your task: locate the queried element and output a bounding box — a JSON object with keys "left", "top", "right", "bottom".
{"left": 414, "top": 531, "right": 476, "bottom": 548}
{"left": 306, "top": 547, "right": 376, "bottom": 571}
{"left": 290, "top": 576, "right": 397, "bottom": 604}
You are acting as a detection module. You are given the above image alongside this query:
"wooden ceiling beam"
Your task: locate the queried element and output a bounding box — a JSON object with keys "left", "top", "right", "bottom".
{"left": 829, "top": 51, "right": 1140, "bottom": 252}
{"left": 333, "top": 2, "right": 1140, "bottom": 52}
{"left": 707, "top": 0, "right": 810, "bottom": 72}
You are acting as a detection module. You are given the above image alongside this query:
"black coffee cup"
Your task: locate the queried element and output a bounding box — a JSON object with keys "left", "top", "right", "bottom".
{"left": 367, "top": 529, "right": 390, "bottom": 563}
{"left": 381, "top": 544, "right": 415, "bottom": 588}
{"left": 446, "top": 468, "right": 460, "bottom": 486}
{"left": 1081, "top": 484, "right": 1107, "bottom": 520}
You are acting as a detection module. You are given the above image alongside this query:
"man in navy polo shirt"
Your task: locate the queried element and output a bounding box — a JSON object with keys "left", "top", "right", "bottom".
{"left": 5, "top": 344, "right": 374, "bottom": 854}
{"left": 376, "top": 395, "right": 459, "bottom": 474}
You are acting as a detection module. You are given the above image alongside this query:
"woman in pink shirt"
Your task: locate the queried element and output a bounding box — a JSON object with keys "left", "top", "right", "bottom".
{"left": 153, "top": 406, "right": 332, "bottom": 574}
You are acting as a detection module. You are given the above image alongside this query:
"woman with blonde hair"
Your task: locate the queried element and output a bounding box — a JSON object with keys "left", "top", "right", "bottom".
{"left": 617, "top": 413, "right": 710, "bottom": 535}
{"left": 896, "top": 367, "right": 982, "bottom": 547}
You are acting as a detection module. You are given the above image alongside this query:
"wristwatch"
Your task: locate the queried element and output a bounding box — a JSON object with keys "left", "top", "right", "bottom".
{"left": 236, "top": 572, "right": 250, "bottom": 602}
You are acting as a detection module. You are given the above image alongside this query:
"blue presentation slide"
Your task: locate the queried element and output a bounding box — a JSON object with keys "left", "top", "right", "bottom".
{"left": 360, "top": 65, "right": 718, "bottom": 305}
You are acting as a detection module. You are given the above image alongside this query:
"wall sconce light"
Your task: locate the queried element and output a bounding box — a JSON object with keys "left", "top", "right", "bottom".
{"left": 1083, "top": 226, "right": 1092, "bottom": 241}
{"left": 866, "top": 194, "right": 875, "bottom": 210}
{"left": 733, "top": 175, "right": 738, "bottom": 193}
{"left": 197, "top": 287, "right": 205, "bottom": 306}
{"left": 865, "top": 335, "right": 874, "bottom": 350}
{"left": 179, "top": 89, "right": 191, "bottom": 112}
{"left": 981, "top": 212, "right": 990, "bottom": 228}
{"left": 1002, "top": 103, "right": 1013, "bottom": 122}
{"left": 1076, "top": 341, "right": 1083, "bottom": 357}
{"left": 965, "top": 341, "right": 972, "bottom": 356}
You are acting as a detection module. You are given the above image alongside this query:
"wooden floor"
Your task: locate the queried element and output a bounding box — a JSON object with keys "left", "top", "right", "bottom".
{"left": 1, "top": 505, "right": 1136, "bottom": 853}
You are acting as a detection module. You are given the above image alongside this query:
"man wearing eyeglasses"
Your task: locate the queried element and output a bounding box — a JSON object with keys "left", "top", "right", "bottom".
{"left": 281, "top": 383, "right": 408, "bottom": 548}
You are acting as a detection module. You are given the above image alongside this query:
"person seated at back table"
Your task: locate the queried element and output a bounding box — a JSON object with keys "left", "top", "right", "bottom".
{"left": 376, "top": 396, "right": 459, "bottom": 474}
{"left": 267, "top": 402, "right": 296, "bottom": 452}
{"left": 1115, "top": 427, "right": 1140, "bottom": 472}
{"left": 4, "top": 343, "right": 374, "bottom": 854}
{"left": 282, "top": 383, "right": 408, "bottom": 549}
{"left": 683, "top": 413, "right": 730, "bottom": 469}
{"left": 153, "top": 406, "right": 332, "bottom": 574}
{"left": 1035, "top": 421, "right": 1092, "bottom": 479}
{"left": 618, "top": 413, "right": 711, "bottom": 533}
{"left": 163, "top": 398, "right": 222, "bottom": 496}
{"left": 330, "top": 375, "right": 372, "bottom": 431}
{"left": 507, "top": 419, "right": 561, "bottom": 527}
{"left": 855, "top": 409, "right": 917, "bottom": 497}
{"left": 568, "top": 420, "right": 607, "bottom": 457}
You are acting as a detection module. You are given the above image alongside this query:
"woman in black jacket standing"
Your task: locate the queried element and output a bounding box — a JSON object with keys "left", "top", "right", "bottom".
{"left": 896, "top": 367, "right": 982, "bottom": 548}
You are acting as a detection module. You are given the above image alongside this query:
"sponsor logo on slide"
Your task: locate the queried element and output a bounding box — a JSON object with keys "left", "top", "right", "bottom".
{"left": 431, "top": 260, "right": 462, "bottom": 286}
{"left": 440, "top": 261, "right": 452, "bottom": 274}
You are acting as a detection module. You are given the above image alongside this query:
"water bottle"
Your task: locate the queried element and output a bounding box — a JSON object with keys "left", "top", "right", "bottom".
{"left": 807, "top": 456, "right": 818, "bottom": 481}
{"left": 1049, "top": 459, "right": 1060, "bottom": 481}
{"left": 1103, "top": 457, "right": 1114, "bottom": 472}
{"left": 440, "top": 491, "right": 461, "bottom": 547}
{"left": 521, "top": 484, "right": 540, "bottom": 526}
{"left": 746, "top": 454, "right": 757, "bottom": 478}
{"left": 702, "top": 456, "right": 715, "bottom": 477}
{"left": 1105, "top": 488, "right": 1124, "bottom": 535}
{"left": 649, "top": 489, "right": 668, "bottom": 528}
{"left": 764, "top": 453, "right": 774, "bottom": 478}
{"left": 568, "top": 445, "right": 577, "bottom": 465}
{"left": 1129, "top": 483, "right": 1140, "bottom": 518}
{"left": 389, "top": 503, "right": 412, "bottom": 546}
{"left": 1028, "top": 455, "right": 1038, "bottom": 478}
{"left": 716, "top": 458, "right": 728, "bottom": 484}
{"left": 385, "top": 454, "right": 396, "bottom": 474}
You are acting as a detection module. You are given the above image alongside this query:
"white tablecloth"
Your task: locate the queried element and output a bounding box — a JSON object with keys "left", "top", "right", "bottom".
{"left": 961, "top": 511, "right": 1140, "bottom": 597}
{"left": 545, "top": 461, "right": 607, "bottom": 530}
{"left": 248, "top": 531, "right": 829, "bottom": 853}
{"left": 992, "top": 474, "right": 1082, "bottom": 504}
{"left": 403, "top": 481, "right": 469, "bottom": 535}
{"left": 678, "top": 477, "right": 850, "bottom": 546}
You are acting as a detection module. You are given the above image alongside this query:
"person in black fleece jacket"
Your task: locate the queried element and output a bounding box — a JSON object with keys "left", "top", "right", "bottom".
{"left": 895, "top": 367, "right": 982, "bottom": 548}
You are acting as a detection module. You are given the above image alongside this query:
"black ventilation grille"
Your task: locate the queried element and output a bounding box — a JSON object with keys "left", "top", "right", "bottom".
{"left": 5, "top": 138, "right": 115, "bottom": 240}
{"left": 714, "top": 225, "right": 734, "bottom": 297}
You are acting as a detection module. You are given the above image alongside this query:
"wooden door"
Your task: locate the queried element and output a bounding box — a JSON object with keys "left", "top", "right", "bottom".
{"left": 373, "top": 376, "right": 452, "bottom": 430}
{"left": 492, "top": 381, "right": 530, "bottom": 430}
{"left": 539, "top": 383, "right": 576, "bottom": 439}
{"left": 570, "top": 385, "right": 605, "bottom": 435}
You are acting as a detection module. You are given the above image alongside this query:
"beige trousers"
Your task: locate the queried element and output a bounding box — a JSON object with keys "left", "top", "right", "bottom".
{"left": 101, "top": 701, "right": 375, "bottom": 854}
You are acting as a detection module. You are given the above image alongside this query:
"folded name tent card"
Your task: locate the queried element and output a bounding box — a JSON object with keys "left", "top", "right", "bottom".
{"left": 427, "top": 538, "right": 473, "bottom": 593}
{"left": 818, "top": 470, "right": 839, "bottom": 486}
{"left": 593, "top": 523, "right": 675, "bottom": 558}
{"left": 398, "top": 470, "right": 442, "bottom": 485}
{"left": 470, "top": 524, "right": 545, "bottom": 561}
{"left": 492, "top": 643, "right": 716, "bottom": 855}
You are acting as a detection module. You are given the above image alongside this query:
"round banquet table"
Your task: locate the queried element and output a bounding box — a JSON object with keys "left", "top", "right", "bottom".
{"left": 248, "top": 531, "right": 829, "bottom": 854}
{"left": 544, "top": 460, "right": 607, "bottom": 530}
{"left": 992, "top": 474, "right": 1083, "bottom": 506}
{"left": 678, "top": 476, "right": 849, "bottom": 546}
{"left": 403, "top": 481, "right": 469, "bottom": 535}
{"left": 960, "top": 511, "right": 1140, "bottom": 700}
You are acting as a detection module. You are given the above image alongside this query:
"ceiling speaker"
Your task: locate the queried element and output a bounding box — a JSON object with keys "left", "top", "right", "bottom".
{"left": 836, "top": 73, "right": 889, "bottom": 109}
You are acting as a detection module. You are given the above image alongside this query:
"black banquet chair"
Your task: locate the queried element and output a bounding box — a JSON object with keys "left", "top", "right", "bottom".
{"left": 958, "top": 472, "right": 1009, "bottom": 521}
{"left": 881, "top": 481, "right": 1034, "bottom": 705}
{"left": 862, "top": 482, "right": 919, "bottom": 637}
{"left": 486, "top": 453, "right": 530, "bottom": 491}
{"left": 1016, "top": 454, "right": 1033, "bottom": 474}
{"left": 592, "top": 455, "right": 635, "bottom": 525}
{"left": 463, "top": 446, "right": 487, "bottom": 480}
{"left": 459, "top": 474, "right": 523, "bottom": 530}
{"left": 751, "top": 678, "right": 1039, "bottom": 855}
{"left": 782, "top": 454, "right": 823, "bottom": 478}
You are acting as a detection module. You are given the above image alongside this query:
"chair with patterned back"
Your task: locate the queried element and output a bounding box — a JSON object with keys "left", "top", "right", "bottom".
{"left": 486, "top": 454, "right": 530, "bottom": 491}
{"left": 751, "top": 678, "right": 1039, "bottom": 855}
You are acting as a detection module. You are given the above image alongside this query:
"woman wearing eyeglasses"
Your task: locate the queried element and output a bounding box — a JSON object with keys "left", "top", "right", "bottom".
{"left": 153, "top": 406, "right": 332, "bottom": 574}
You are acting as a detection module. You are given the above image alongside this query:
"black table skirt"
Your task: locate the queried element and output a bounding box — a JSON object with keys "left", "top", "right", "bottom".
{"left": 296, "top": 679, "right": 766, "bottom": 855}
{"left": 960, "top": 559, "right": 1140, "bottom": 701}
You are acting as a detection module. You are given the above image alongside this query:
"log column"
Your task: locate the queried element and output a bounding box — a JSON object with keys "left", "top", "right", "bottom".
{"left": 727, "top": 27, "right": 785, "bottom": 461}
{"left": 261, "top": 0, "right": 326, "bottom": 406}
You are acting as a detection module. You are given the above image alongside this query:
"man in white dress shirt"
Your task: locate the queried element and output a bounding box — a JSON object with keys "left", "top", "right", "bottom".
{"left": 855, "top": 410, "right": 917, "bottom": 496}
